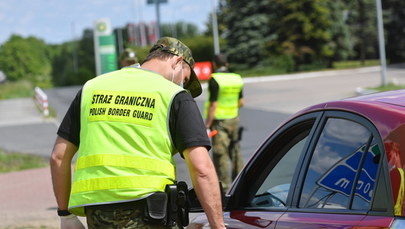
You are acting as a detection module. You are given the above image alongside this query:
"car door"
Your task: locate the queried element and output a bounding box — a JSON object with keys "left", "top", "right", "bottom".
{"left": 219, "top": 112, "right": 322, "bottom": 229}
{"left": 188, "top": 111, "right": 394, "bottom": 229}
{"left": 275, "top": 111, "right": 394, "bottom": 229}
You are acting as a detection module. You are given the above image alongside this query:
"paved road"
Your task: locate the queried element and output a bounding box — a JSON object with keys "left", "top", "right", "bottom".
{"left": 1, "top": 64, "right": 405, "bottom": 228}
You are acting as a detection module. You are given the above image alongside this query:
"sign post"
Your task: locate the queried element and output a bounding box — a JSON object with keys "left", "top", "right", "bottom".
{"left": 375, "top": 0, "right": 388, "bottom": 86}
{"left": 94, "top": 18, "right": 118, "bottom": 75}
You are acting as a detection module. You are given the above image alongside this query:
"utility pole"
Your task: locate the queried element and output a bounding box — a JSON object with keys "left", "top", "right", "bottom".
{"left": 375, "top": 0, "right": 388, "bottom": 86}
{"left": 211, "top": 0, "right": 220, "bottom": 55}
{"left": 147, "top": 0, "right": 168, "bottom": 39}
{"left": 71, "top": 22, "right": 78, "bottom": 73}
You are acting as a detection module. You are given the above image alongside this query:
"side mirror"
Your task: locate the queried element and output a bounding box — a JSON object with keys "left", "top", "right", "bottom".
{"left": 188, "top": 182, "right": 226, "bottom": 212}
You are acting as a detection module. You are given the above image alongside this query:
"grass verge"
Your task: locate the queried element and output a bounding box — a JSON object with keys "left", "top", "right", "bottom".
{"left": 0, "top": 80, "right": 34, "bottom": 100}
{"left": 235, "top": 59, "right": 381, "bottom": 77}
{"left": 370, "top": 83, "right": 405, "bottom": 92}
{"left": 332, "top": 60, "right": 380, "bottom": 69}
{"left": 0, "top": 148, "right": 48, "bottom": 174}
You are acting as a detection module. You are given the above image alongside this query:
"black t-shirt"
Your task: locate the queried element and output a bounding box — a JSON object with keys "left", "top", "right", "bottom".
{"left": 57, "top": 89, "right": 211, "bottom": 155}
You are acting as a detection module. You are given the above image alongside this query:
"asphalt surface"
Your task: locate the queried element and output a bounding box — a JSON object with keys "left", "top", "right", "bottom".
{"left": 1, "top": 64, "right": 405, "bottom": 228}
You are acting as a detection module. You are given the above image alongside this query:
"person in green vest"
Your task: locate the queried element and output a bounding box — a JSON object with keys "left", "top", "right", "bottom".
{"left": 205, "top": 53, "right": 245, "bottom": 191}
{"left": 50, "top": 37, "right": 225, "bottom": 229}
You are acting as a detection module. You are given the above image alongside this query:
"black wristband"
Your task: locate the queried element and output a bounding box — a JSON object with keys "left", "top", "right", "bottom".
{"left": 57, "top": 209, "right": 71, "bottom": 216}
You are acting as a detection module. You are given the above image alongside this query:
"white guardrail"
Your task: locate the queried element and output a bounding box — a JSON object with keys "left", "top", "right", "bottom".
{"left": 34, "top": 86, "right": 49, "bottom": 116}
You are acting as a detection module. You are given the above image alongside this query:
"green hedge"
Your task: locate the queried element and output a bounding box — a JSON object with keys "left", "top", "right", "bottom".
{"left": 132, "top": 36, "right": 223, "bottom": 64}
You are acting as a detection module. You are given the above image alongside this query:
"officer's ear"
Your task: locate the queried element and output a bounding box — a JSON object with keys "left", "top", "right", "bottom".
{"left": 171, "top": 56, "right": 183, "bottom": 69}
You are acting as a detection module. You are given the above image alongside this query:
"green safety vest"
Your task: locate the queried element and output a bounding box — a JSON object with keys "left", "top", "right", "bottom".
{"left": 68, "top": 67, "right": 183, "bottom": 216}
{"left": 205, "top": 73, "right": 243, "bottom": 120}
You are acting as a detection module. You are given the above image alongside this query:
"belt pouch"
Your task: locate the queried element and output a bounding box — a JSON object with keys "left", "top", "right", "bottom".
{"left": 143, "top": 192, "right": 168, "bottom": 225}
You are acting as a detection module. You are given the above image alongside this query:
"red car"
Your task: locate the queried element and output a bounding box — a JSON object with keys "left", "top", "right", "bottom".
{"left": 188, "top": 89, "right": 405, "bottom": 229}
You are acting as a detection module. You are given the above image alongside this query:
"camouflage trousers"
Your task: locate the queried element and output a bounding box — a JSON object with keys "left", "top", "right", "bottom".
{"left": 85, "top": 201, "right": 173, "bottom": 229}
{"left": 211, "top": 117, "right": 243, "bottom": 191}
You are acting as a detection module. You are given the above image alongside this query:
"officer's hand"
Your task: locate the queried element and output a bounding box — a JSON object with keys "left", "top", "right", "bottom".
{"left": 60, "top": 214, "right": 85, "bottom": 229}
{"left": 207, "top": 129, "right": 218, "bottom": 138}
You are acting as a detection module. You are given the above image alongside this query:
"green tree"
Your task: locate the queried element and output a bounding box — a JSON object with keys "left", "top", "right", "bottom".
{"left": 219, "top": 0, "right": 271, "bottom": 68}
{"left": 384, "top": 0, "right": 405, "bottom": 63}
{"left": 183, "top": 36, "right": 216, "bottom": 62}
{"left": 0, "top": 35, "right": 53, "bottom": 86}
{"left": 51, "top": 44, "right": 74, "bottom": 86}
{"left": 52, "top": 29, "right": 95, "bottom": 86}
{"left": 75, "top": 29, "right": 96, "bottom": 82}
{"left": 265, "top": 0, "right": 333, "bottom": 71}
{"left": 326, "top": 1, "right": 355, "bottom": 64}
{"left": 218, "top": 0, "right": 334, "bottom": 71}
{"left": 346, "top": 0, "right": 377, "bottom": 64}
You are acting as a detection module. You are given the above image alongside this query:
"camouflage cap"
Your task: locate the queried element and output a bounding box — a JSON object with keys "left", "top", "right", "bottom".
{"left": 150, "top": 37, "right": 202, "bottom": 98}
{"left": 120, "top": 48, "right": 137, "bottom": 61}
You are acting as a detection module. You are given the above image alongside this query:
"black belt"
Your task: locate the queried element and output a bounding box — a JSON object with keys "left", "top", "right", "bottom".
{"left": 85, "top": 199, "right": 145, "bottom": 211}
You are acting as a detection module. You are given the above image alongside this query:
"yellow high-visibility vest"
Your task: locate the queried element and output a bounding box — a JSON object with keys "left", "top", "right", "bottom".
{"left": 205, "top": 72, "right": 243, "bottom": 120}
{"left": 68, "top": 67, "right": 183, "bottom": 216}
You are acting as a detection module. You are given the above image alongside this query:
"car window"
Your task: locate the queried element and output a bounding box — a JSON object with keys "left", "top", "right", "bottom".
{"left": 298, "top": 117, "right": 375, "bottom": 210}
{"left": 250, "top": 137, "right": 307, "bottom": 208}
{"left": 246, "top": 118, "right": 315, "bottom": 208}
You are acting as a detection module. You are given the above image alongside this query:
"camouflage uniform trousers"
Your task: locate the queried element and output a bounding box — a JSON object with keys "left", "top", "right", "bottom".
{"left": 211, "top": 117, "right": 244, "bottom": 191}
{"left": 85, "top": 200, "right": 174, "bottom": 229}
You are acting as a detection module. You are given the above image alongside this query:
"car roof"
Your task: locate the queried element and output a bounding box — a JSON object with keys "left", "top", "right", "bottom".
{"left": 297, "top": 89, "right": 405, "bottom": 140}
{"left": 346, "top": 89, "right": 405, "bottom": 107}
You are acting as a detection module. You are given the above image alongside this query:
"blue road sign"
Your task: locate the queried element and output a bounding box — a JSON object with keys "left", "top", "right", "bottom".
{"left": 317, "top": 144, "right": 379, "bottom": 202}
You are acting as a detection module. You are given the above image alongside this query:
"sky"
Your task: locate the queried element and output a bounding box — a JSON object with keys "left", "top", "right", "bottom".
{"left": 0, "top": 0, "right": 214, "bottom": 45}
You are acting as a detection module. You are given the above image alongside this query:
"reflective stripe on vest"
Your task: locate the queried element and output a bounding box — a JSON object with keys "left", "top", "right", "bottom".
{"left": 394, "top": 168, "right": 404, "bottom": 216}
{"left": 71, "top": 176, "right": 172, "bottom": 195}
{"left": 75, "top": 154, "right": 175, "bottom": 178}
{"left": 68, "top": 67, "right": 183, "bottom": 216}
{"left": 205, "top": 73, "right": 243, "bottom": 120}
